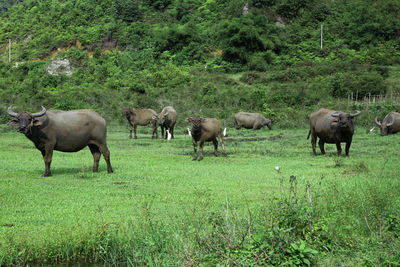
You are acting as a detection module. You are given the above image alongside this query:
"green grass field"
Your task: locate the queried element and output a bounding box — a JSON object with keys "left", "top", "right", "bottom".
{"left": 1, "top": 124, "right": 400, "bottom": 265}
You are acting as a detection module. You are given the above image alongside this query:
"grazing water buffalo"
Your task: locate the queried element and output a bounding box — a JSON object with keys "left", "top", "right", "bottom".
{"left": 234, "top": 112, "right": 272, "bottom": 130}
{"left": 7, "top": 106, "right": 113, "bottom": 177}
{"left": 153, "top": 106, "right": 177, "bottom": 139}
{"left": 120, "top": 107, "right": 158, "bottom": 139}
{"left": 307, "top": 108, "right": 361, "bottom": 156}
{"left": 375, "top": 112, "right": 400, "bottom": 136}
{"left": 186, "top": 117, "right": 227, "bottom": 161}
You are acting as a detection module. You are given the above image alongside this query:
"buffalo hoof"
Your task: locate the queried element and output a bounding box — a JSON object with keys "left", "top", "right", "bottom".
{"left": 41, "top": 173, "right": 51, "bottom": 177}
{"left": 198, "top": 157, "right": 203, "bottom": 161}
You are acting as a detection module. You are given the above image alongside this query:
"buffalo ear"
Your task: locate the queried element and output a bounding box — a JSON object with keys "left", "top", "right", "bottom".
{"left": 8, "top": 119, "right": 19, "bottom": 125}
{"left": 152, "top": 115, "right": 158, "bottom": 120}
{"left": 185, "top": 118, "right": 192, "bottom": 123}
{"left": 33, "top": 119, "right": 42, "bottom": 126}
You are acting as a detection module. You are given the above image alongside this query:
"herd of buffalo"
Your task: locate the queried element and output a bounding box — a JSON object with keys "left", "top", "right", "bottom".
{"left": 6, "top": 105, "right": 400, "bottom": 176}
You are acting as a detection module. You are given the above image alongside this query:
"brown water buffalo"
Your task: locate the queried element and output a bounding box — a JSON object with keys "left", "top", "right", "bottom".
{"left": 234, "top": 112, "right": 272, "bottom": 130}
{"left": 120, "top": 107, "right": 158, "bottom": 139}
{"left": 375, "top": 112, "right": 400, "bottom": 136}
{"left": 7, "top": 105, "right": 113, "bottom": 177}
{"left": 153, "top": 106, "right": 177, "bottom": 139}
{"left": 307, "top": 108, "right": 361, "bottom": 156}
{"left": 186, "top": 117, "right": 227, "bottom": 161}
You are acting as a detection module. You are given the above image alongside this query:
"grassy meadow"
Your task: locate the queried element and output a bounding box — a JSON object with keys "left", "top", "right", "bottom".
{"left": 1, "top": 123, "right": 400, "bottom": 265}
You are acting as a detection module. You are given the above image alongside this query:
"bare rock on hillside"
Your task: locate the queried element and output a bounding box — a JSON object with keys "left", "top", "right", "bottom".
{"left": 46, "top": 59, "right": 73, "bottom": 76}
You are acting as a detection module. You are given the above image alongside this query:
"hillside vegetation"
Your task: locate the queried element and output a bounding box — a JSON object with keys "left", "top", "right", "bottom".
{"left": 0, "top": 0, "right": 400, "bottom": 126}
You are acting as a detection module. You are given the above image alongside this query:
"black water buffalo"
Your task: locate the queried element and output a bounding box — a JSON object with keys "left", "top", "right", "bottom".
{"left": 307, "top": 108, "right": 361, "bottom": 156}
{"left": 120, "top": 107, "right": 158, "bottom": 139}
{"left": 186, "top": 117, "right": 227, "bottom": 161}
{"left": 154, "top": 106, "right": 177, "bottom": 139}
{"left": 7, "top": 106, "right": 113, "bottom": 176}
{"left": 375, "top": 112, "right": 400, "bottom": 136}
{"left": 234, "top": 112, "right": 272, "bottom": 130}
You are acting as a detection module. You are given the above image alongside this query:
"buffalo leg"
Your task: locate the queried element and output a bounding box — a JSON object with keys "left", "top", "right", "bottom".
{"left": 161, "top": 126, "right": 165, "bottom": 139}
{"left": 219, "top": 135, "right": 227, "bottom": 157}
{"left": 311, "top": 135, "right": 317, "bottom": 155}
{"left": 170, "top": 125, "right": 175, "bottom": 139}
{"left": 336, "top": 143, "right": 342, "bottom": 156}
{"left": 152, "top": 121, "right": 158, "bottom": 139}
{"left": 98, "top": 144, "right": 113, "bottom": 173}
{"left": 213, "top": 138, "right": 218, "bottom": 157}
{"left": 198, "top": 141, "right": 205, "bottom": 161}
{"left": 192, "top": 140, "right": 198, "bottom": 161}
{"left": 134, "top": 124, "right": 138, "bottom": 139}
{"left": 345, "top": 141, "right": 352, "bottom": 156}
{"left": 318, "top": 139, "right": 325, "bottom": 155}
{"left": 128, "top": 122, "right": 133, "bottom": 139}
{"left": 41, "top": 147, "right": 53, "bottom": 177}
{"left": 89, "top": 144, "right": 101, "bottom": 172}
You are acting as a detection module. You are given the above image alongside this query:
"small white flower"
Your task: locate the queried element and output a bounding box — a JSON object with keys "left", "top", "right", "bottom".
{"left": 275, "top": 166, "right": 280, "bottom": 172}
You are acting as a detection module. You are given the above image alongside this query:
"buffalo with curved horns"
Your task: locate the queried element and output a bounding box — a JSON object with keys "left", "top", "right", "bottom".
{"left": 120, "top": 107, "right": 158, "bottom": 139}
{"left": 186, "top": 117, "right": 227, "bottom": 161}
{"left": 7, "top": 105, "right": 113, "bottom": 176}
{"left": 307, "top": 108, "right": 361, "bottom": 156}
{"left": 153, "top": 106, "right": 177, "bottom": 139}
{"left": 375, "top": 112, "right": 400, "bottom": 136}
{"left": 234, "top": 112, "right": 272, "bottom": 130}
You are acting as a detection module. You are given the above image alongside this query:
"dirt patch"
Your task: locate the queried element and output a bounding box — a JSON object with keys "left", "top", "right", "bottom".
{"left": 268, "top": 135, "right": 283, "bottom": 141}
{"left": 225, "top": 137, "right": 270, "bottom": 142}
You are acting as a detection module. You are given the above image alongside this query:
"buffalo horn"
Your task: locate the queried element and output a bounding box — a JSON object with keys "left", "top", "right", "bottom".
{"left": 331, "top": 111, "right": 340, "bottom": 118}
{"left": 374, "top": 117, "right": 381, "bottom": 126}
{"left": 7, "top": 105, "right": 18, "bottom": 117}
{"left": 31, "top": 106, "right": 46, "bottom": 117}
{"left": 350, "top": 110, "right": 361, "bottom": 117}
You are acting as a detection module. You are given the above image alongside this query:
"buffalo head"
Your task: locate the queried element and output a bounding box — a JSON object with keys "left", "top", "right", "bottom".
{"left": 331, "top": 110, "right": 361, "bottom": 128}
{"left": 375, "top": 116, "right": 393, "bottom": 136}
{"left": 154, "top": 112, "right": 169, "bottom": 126}
{"left": 263, "top": 118, "right": 272, "bottom": 130}
{"left": 7, "top": 105, "right": 46, "bottom": 134}
{"left": 186, "top": 117, "right": 206, "bottom": 127}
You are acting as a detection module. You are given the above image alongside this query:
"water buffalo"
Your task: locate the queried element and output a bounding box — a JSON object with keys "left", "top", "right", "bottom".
{"left": 7, "top": 105, "right": 113, "bottom": 177}
{"left": 375, "top": 112, "right": 400, "bottom": 136}
{"left": 153, "top": 106, "right": 177, "bottom": 139}
{"left": 120, "top": 107, "right": 158, "bottom": 139}
{"left": 186, "top": 117, "right": 227, "bottom": 161}
{"left": 234, "top": 112, "right": 272, "bottom": 130}
{"left": 307, "top": 108, "right": 361, "bottom": 156}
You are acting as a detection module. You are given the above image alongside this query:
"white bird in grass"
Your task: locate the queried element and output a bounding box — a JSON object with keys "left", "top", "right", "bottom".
{"left": 223, "top": 128, "right": 226, "bottom": 137}
{"left": 166, "top": 129, "right": 172, "bottom": 140}
{"left": 187, "top": 128, "right": 192, "bottom": 137}
{"left": 368, "top": 127, "right": 375, "bottom": 134}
